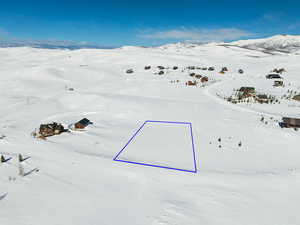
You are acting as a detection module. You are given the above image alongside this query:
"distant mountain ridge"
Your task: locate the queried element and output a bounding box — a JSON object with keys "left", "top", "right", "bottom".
{"left": 158, "top": 35, "right": 300, "bottom": 54}
{"left": 0, "top": 39, "right": 115, "bottom": 50}
{"left": 1, "top": 34, "right": 300, "bottom": 52}
{"left": 228, "top": 35, "right": 300, "bottom": 53}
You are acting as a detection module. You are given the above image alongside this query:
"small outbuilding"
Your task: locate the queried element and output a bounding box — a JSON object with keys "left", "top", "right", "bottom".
{"left": 74, "top": 118, "right": 93, "bottom": 130}
{"left": 279, "top": 117, "right": 300, "bottom": 128}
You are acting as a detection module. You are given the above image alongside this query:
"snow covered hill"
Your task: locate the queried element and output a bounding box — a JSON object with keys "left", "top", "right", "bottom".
{"left": 158, "top": 35, "right": 300, "bottom": 54}
{"left": 227, "top": 35, "right": 300, "bottom": 54}
{"left": 0, "top": 44, "right": 299, "bottom": 225}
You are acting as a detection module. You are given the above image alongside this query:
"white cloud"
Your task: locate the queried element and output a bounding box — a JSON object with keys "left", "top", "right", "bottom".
{"left": 139, "top": 28, "right": 253, "bottom": 42}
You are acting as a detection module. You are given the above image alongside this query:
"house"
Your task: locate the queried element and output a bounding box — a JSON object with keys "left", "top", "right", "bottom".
{"left": 200, "top": 76, "right": 208, "bottom": 83}
{"left": 222, "top": 67, "right": 228, "bottom": 72}
{"left": 144, "top": 66, "right": 151, "bottom": 70}
{"left": 239, "top": 87, "right": 255, "bottom": 94}
{"left": 74, "top": 118, "right": 93, "bottom": 130}
{"left": 187, "top": 66, "right": 195, "bottom": 70}
{"left": 186, "top": 81, "right": 197, "bottom": 86}
{"left": 126, "top": 69, "right": 134, "bottom": 74}
{"left": 292, "top": 95, "right": 300, "bottom": 101}
{"left": 37, "top": 122, "right": 67, "bottom": 138}
{"left": 273, "top": 80, "right": 284, "bottom": 87}
{"left": 255, "top": 94, "right": 269, "bottom": 103}
{"left": 237, "top": 87, "right": 255, "bottom": 98}
{"left": 238, "top": 69, "right": 244, "bottom": 74}
{"left": 208, "top": 67, "right": 215, "bottom": 71}
{"left": 266, "top": 74, "right": 282, "bottom": 79}
{"left": 279, "top": 117, "right": 300, "bottom": 128}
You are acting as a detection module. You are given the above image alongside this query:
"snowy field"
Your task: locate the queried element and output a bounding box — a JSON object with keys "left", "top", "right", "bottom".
{"left": 0, "top": 42, "right": 300, "bottom": 225}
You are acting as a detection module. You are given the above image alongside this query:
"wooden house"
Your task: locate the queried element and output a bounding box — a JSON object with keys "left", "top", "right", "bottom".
{"left": 74, "top": 118, "right": 93, "bottom": 130}
{"left": 292, "top": 95, "right": 300, "bottom": 101}
{"left": 280, "top": 117, "right": 300, "bottom": 128}
{"left": 273, "top": 80, "right": 284, "bottom": 87}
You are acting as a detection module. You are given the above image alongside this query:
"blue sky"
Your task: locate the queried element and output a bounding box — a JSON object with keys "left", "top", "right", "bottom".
{"left": 0, "top": 0, "right": 300, "bottom": 47}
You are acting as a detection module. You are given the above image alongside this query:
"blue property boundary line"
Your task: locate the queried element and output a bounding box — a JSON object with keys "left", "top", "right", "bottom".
{"left": 113, "top": 120, "right": 197, "bottom": 173}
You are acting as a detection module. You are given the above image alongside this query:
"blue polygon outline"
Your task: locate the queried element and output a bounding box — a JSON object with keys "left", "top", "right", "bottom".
{"left": 113, "top": 120, "right": 197, "bottom": 173}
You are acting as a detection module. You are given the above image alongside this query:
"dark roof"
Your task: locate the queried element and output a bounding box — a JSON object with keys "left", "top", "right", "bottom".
{"left": 76, "top": 118, "right": 92, "bottom": 126}
{"left": 266, "top": 74, "right": 282, "bottom": 79}
{"left": 239, "top": 87, "right": 255, "bottom": 92}
{"left": 257, "top": 94, "right": 268, "bottom": 99}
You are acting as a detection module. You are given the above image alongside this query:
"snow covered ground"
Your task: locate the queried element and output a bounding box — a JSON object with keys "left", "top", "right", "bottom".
{"left": 0, "top": 41, "right": 300, "bottom": 225}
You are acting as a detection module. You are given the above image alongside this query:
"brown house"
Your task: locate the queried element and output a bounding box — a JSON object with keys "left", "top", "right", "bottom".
{"left": 292, "top": 95, "right": 300, "bottom": 101}
{"left": 38, "top": 122, "right": 67, "bottom": 138}
{"left": 74, "top": 118, "right": 93, "bottom": 130}
{"left": 280, "top": 117, "right": 300, "bottom": 128}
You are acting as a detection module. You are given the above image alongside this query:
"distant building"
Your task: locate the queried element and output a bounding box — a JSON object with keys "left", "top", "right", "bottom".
{"left": 266, "top": 74, "right": 282, "bottom": 79}
{"left": 273, "top": 80, "right": 284, "bottom": 87}
{"left": 292, "top": 95, "right": 300, "bottom": 101}
{"left": 74, "top": 118, "right": 93, "bottom": 130}
{"left": 280, "top": 117, "right": 300, "bottom": 128}
{"left": 237, "top": 87, "right": 256, "bottom": 99}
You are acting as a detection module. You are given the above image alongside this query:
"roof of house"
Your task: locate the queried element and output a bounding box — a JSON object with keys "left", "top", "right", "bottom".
{"left": 239, "top": 87, "right": 255, "bottom": 92}
{"left": 266, "top": 74, "right": 282, "bottom": 78}
{"left": 76, "top": 118, "right": 92, "bottom": 126}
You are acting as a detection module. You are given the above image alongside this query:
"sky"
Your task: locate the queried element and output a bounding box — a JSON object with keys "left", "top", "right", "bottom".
{"left": 0, "top": 0, "right": 300, "bottom": 47}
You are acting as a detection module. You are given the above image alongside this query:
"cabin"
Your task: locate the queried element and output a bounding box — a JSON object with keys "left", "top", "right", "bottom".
{"left": 195, "top": 75, "right": 202, "bottom": 79}
{"left": 238, "top": 87, "right": 255, "bottom": 98}
{"left": 187, "top": 66, "right": 195, "bottom": 70}
{"left": 38, "top": 122, "right": 67, "bottom": 138}
{"left": 157, "top": 66, "right": 165, "bottom": 70}
{"left": 74, "top": 118, "right": 93, "bottom": 130}
{"left": 158, "top": 71, "right": 164, "bottom": 75}
{"left": 126, "top": 69, "right": 134, "bottom": 74}
{"left": 238, "top": 69, "right": 244, "bottom": 74}
{"left": 279, "top": 117, "right": 300, "bottom": 128}
{"left": 186, "top": 81, "right": 197, "bottom": 86}
{"left": 173, "top": 66, "right": 178, "bottom": 70}
{"left": 272, "top": 68, "right": 286, "bottom": 74}
{"left": 200, "top": 76, "right": 208, "bottom": 83}
{"left": 222, "top": 67, "right": 228, "bottom": 72}
{"left": 292, "top": 95, "right": 300, "bottom": 101}
{"left": 273, "top": 80, "right": 284, "bottom": 87}
{"left": 144, "top": 66, "right": 151, "bottom": 70}
{"left": 256, "top": 94, "right": 269, "bottom": 103}
{"left": 266, "top": 74, "right": 282, "bottom": 79}
{"left": 239, "top": 87, "right": 255, "bottom": 93}
{"left": 189, "top": 73, "right": 196, "bottom": 77}
{"left": 208, "top": 67, "right": 215, "bottom": 71}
